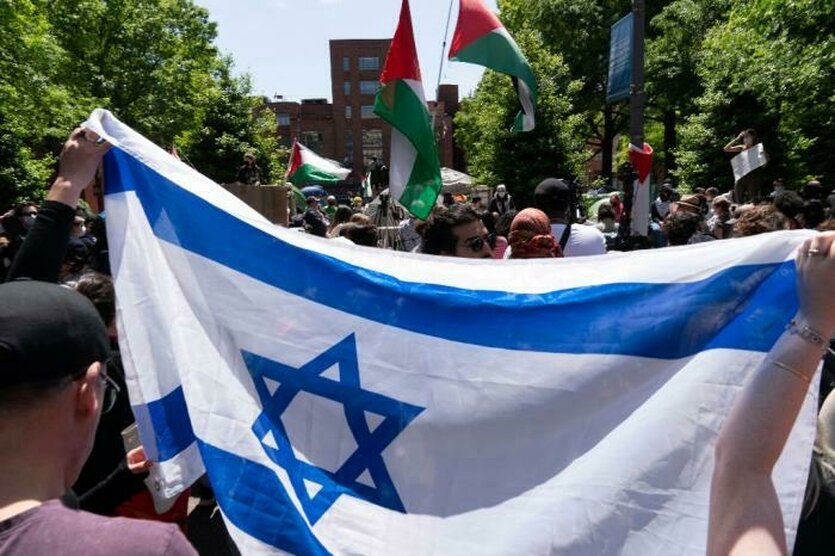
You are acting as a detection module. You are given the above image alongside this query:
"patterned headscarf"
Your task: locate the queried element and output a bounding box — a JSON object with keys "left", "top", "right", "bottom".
{"left": 508, "top": 208, "right": 563, "bottom": 259}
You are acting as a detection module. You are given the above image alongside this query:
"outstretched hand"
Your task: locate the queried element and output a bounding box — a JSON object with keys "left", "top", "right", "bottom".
{"left": 796, "top": 231, "right": 835, "bottom": 338}
{"left": 46, "top": 127, "right": 111, "bottom": 207}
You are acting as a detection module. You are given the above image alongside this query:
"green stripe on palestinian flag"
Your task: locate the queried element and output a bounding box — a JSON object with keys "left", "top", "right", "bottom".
{"left": 373, "top": 0, "right": 441, "bottom": 220}
{"left": 449, "top": 0, "right": 538, "bottom": 132}
{"left": 286, "top": 141, "right": 350, "bottom": 186}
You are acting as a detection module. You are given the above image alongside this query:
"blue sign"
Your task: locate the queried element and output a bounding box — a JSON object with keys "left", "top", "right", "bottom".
{"left": 607, "top": 13, "right": 633, "bottom": 103}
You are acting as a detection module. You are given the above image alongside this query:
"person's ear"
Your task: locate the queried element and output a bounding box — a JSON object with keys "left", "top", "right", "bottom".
{"left": 75, "top": 361, "right": 102, "bottom": 418}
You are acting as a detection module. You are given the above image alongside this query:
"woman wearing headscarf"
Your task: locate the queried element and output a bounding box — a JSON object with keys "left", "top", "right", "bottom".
{"left": 507, "top": 208, "right": 563, "bottom": 259}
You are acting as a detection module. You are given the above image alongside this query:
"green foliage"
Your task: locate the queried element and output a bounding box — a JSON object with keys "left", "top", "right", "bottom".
{"left": 0, "top": 0, "right": 285, "bottom": 207}
{"left": 177, "top": 59, "right": 289, "bottom": 184}
{"left": 454, "top": 26, "right": 586, "bottom": 207}
{"left": 458, "top": 0, "right": 830, "bottom": 195}
{"left": 676, "top": 0, "right": 835, "bottom": 189}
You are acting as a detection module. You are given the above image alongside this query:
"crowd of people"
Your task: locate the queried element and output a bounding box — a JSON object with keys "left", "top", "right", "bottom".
{"left": 1, "top": 126, "right": 835, "bottom": 556}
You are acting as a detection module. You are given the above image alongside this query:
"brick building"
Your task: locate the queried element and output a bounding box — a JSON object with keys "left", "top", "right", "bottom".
{"left": 266, "top": 39, "right": 463, "bottom": 182}
{"left": 330, "top": 39, "right": 392, "bottom": 177}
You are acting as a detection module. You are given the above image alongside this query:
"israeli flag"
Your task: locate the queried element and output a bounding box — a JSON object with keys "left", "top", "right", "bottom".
{"left": 87, "top": 109, "right": 818, "bottom": 555}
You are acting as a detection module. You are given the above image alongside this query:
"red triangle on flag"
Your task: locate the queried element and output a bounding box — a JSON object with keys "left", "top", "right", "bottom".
{"left": 449, "top": 0, "right": 504, "bottom": 57}
{"left": 287, "top": 141, "right": 303, "bottom": 177}
{"left": 380, "top": 0, "right": 422, "bottom": 84}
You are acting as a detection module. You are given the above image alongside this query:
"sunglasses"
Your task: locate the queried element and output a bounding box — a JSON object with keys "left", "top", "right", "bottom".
{"left": 463, "top": 233, "right": 496, "bottom": 252}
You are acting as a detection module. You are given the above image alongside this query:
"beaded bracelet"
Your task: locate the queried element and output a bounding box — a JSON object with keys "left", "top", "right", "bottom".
{"left": 787, "top": 319, "right": 829, "bottom": 349}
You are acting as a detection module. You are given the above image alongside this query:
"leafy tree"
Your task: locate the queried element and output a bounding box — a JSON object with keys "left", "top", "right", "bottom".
{"left": 177, "top": 59, "right": 288, "bottom": 185}
{"left": 455, "top": 26, "right": 585, "bottom": 207}
{"left": 643, "top": 0, "right": 731, "bottom": 175}
{"left": 46, "top": 0, "right": 219, "bottom": 145}
{"left": 0, "top": 0, "right": 288, "bottom": 206}
{"left": 0, "top": 0, "right": 97, "bottom": 207}
{"left": 676, "top": 0, "right": 835, "bottom": 190}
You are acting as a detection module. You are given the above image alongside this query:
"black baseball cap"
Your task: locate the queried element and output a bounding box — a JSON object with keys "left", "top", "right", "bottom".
{"left": 534, "top": 178, "right": 570, "bottom": 200}
{"left": 534, "top": 178, "right": 571, "bottom": 214}
{"left": 0, "top": 280, "right": 109, "bottom": 388}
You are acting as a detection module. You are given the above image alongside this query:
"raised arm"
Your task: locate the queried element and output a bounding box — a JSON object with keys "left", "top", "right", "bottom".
{"left": 707, "top": 233, "right": 835, "bottom": 555}
{"left": 724, "top": 133, "right": 746, "bottom": 153}
{"left": 7, "top": 128, "right": 109, "bottom": 282}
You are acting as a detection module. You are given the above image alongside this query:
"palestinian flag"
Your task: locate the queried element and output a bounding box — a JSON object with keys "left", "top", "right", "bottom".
{"left": 449, "top": 0, "right": 538, "bottom": 132}
{"left": 286, "top": 141, "right": 350, "bottom": 186}
{"left": 373, "top": 0, "right": 442, "bottom": 220}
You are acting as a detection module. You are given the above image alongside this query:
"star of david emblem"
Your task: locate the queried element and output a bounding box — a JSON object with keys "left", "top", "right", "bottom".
{"left": 244, "top": 334, "right": 424, "bottom": 525}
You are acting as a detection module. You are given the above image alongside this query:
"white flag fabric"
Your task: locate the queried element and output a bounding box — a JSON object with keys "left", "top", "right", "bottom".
{"left": 85, "top": 109, "right": 818, "bottom": 555}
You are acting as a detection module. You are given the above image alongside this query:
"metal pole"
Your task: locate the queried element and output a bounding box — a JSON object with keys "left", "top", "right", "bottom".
{"left": 629, "top": 0, "right": 645, "bottom": 148}
{"left": 433, "top": 0, "right": 456, "bottom": 127}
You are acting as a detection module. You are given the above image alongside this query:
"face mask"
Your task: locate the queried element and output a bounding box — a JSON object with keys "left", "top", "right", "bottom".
{"left": 21, "top": 215, "right": 36, "bottom": 230}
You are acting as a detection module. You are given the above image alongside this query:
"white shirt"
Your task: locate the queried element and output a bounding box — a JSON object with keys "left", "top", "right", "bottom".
{"left": 550, "top": 223, "right": 607, "bottom": 257}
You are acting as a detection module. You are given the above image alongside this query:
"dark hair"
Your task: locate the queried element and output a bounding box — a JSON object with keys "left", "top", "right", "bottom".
{"left": 495, "top": 209, "right": 518, "bottom": 238}
{"left": 742, "top": 128, "right": 759, "bottom": 143}
{"left": 338, "top": 223, "right": 378, "bottom": 247}
{"left": 471, "top": 196, "right": 482, "bottom": 204}
{"left": 480, "top": 211, "right": 497, "bottom": 235}
{"left": 533, "top": 182, "right": 570, "bottom": 218}
{"left": 332, "top": 205, "right": 353, "bottom": 227}
{"left": 597, "top": 203, "right": 615, "bottom": 221}
{"left": 706, "top": 187, "right": 720, "bottom": 197}
{"left": 13, "top": 202, "right": 37, "bottom": 218}
{"left": 713, "top": 198, "right": 731, "bottom": 211}
{"left": 87, "top": 216, "right": 110, "bottom": 274}
{"left": 663, "top": 212, "right": 703, "bottom": 246}
{"left": 802, "top": 180, "right": 825, "bottom": 201}
{"left": 74, "top": 272, "right": 116, "bottom": 328}
{"left": 802, "top": 200, "right": 826, "bottom": 230}
{"left": 733, "top": 205, "right": 790, "bottom": 237}
{"left": 421, "top": 204, "right": 482, "bottom": 255}
{"left": 350, "top": 213, "right": 371, "bottom": 225}
{"left": 773, "top": 190, "right": 804, "bottom": 220}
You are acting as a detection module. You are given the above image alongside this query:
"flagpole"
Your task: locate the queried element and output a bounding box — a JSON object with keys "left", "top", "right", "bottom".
{"left": 433, "top": 0, "right": 456, "bottom": 128}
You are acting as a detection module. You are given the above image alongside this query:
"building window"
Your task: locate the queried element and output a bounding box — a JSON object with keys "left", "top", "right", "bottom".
{"left": 361, "top": 105, "right": 377, "bottom": 119}
{"left": 345, "top": 130, "right": 354, "bottom": 163}
{"left": 300, "top": 131, "right": 323, "bottom": 152}
{"left": 345, "top": 106, "right": 352, "bottom": 119}
{"left": 342, "top": 56, "right": 350, "bottom": 71}
{"left": 276, "top": 113, "right": 291, "bottom": 126}
{"left": 362, "top": 129, "right": 383, "bottom": 164}
{"left": 359, "top": 80, "right": 378, "bottom": 95}
{"left": 343, "top": 81, "right": 351, "bottom": 96}
{"left": 358, "top": 57, "right": 380, "bottom": 71}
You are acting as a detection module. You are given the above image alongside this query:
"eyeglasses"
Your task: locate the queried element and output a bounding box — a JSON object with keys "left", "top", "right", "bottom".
{"left": 463, "top": 233, "right": 496, "bottom": 252}
{"left": 99, "top": 360, "right": 121, "bottom": 414}
{"left": 70, "top": 359, "right": 121, "bottom": 414}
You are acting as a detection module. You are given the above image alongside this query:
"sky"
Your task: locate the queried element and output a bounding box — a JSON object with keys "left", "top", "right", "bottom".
{"left": 195, "top": 0, "right": 499, "bottom": 103}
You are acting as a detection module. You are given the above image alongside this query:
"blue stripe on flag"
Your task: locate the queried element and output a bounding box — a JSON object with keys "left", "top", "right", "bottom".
{"left": 199, "top": 440, "right": 329, "bottom": 555}
{"left": 134, "top": 387, "right": 196, "bottom": 462}
{"left": 104, "top": 148, "right": 798, "bottom": 359}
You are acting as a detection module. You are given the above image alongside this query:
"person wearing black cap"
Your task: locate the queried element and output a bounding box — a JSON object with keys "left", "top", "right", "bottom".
{"left": 0, "top": 281, "right": 195, "bottom": 555}
{"left": 533, "top": 178, "right": 606, "bottom": 257}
